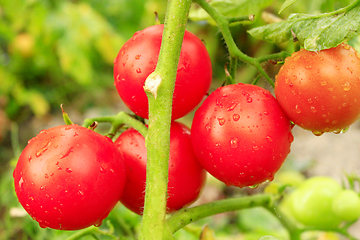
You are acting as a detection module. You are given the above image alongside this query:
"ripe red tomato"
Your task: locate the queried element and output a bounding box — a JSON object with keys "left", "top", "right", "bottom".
{"left": 114, "top": 121, "right": 206, "bottom": 215}
{"left": 113, "top": 24, "right": 212, "bottom": 120}
{"left": 191, "top": 83, "right": 293, "bottom": 188}
{"left": 275, "top": 43, "right": 360, "bottom": 135}
{"left": 13, "top": 124, "right": 126, "bottom": 230}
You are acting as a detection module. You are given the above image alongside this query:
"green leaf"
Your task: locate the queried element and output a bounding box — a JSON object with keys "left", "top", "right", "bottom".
{"left": 248, "top": 1, "right": 360, "bottom": 51}
{"left": 189, "top": 0, "right": 273, "bottom": 25}
{"left": 278, "top": 0, "right": 298, "bottom": 14}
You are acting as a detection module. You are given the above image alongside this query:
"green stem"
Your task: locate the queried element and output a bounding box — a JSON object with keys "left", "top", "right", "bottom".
{"left": 82, "top": 112, "right": 148, "bottom": 139}
{"left": 165, "top": 194, "right": 273, "bottom": 234}
{"left": 138, "top": 0, "right": 192, "bottom": 239}
{"left": 65, "top": 225, "right": 118, "bottom": 240}
{"left": 193, "top": 0, "right": 275, "bottom": 87}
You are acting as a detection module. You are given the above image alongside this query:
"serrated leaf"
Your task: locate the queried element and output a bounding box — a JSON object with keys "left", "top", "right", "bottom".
{"left": 248, "top": 2, "right": 360, "bottom": 51}
{"left": 189, "top": 0, "right": 273, "bottom": 25}
{"left": 278, "top": 0, "right": 298, "bottom": 14}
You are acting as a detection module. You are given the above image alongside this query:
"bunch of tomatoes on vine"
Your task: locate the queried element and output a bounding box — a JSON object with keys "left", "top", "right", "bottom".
{"left": 12, "top": 0, "right": 360, "bottom": 239}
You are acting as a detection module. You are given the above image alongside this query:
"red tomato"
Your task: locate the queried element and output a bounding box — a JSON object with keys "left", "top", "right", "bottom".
{"left": 113, "top": 24, "right": 212, "bottom": 120}
{"left": 13, "top": 124, "right": 126, "bottom": 230}
{"left": 275, "top": 43, "right": 360, "bottom": 135}
{"left": 114, "top": 121, "right": 206, "bottom": 215}
{"left": 191, "top": 83, "right": 293, "bottom": 188}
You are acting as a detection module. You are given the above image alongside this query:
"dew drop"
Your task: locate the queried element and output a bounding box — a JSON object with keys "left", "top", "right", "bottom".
{"left": 356, "top": 51, "right": 360, "bottom": 60}
{"left": 310, "top": 106, "right": 316, "bottom": 113}
{"left": 65, "top": 168, "right": 72, "bottom": 173}
{"left": 136, "top": 68, "right": 142, "bottom": 74}
{"left": 233, "top": 114, "right": 240, "bottom": 121}
{"left": 40, "top": 185, "right": 46, "bottom": 191}
{"left": 28, "top": 156, "right": 32, "bottom": 162}
{"left": 253, "top": 146, "right": 260, "bottom": 151}
{"left": 44, "top": 174, "right": 49, "bottom": 179}
{"left": 343, "top": 44, "right": 351, "bottom": 50}
{"left": 249, "top": 184, "right": 259, "bottom": 189}
{"left": 205, "top": 123, "right": 211, "bottom": 131}
{"left": 230, "top": 137, "right": 239, "bottom": 149}
{"left": 246, "top": 97, "right": 253, "bottom": 103}
{"left": 288, "top": 133, "right": 294, "bottom": 143}
{"left": 342, "top": 82, "right": 351, "bottom": 91}
{"left": 18, "top": 177, "right": 24, "bottom": 190}
{"left": 78, "top": 190, "right": 84, "bottom": 196}
{"left": 217, "top": 117, "right": 226, "bottom": 126}
{"left": 135, "top": 55, "right": 141, "bottom": 60}
{"left": 64, "top": 126, "right": 71, "bottom": 130}
{"left": 94, "top": 220, "right": 103, "bottom": 227}
{"left": 266, "top": 136, "right": 273, "bottom": 142}
{"left": 227, "top": 102, "right": 237, "bottom": 111}
{"left": 332, "top": 120, "right": 338, "bottom": 125}
{"left": 320, "top": 80, "right": 327, "bottom": 86}
{"left": 312, "top": 131, "right": 324, "bottom": 136}
{"left": 295, "top": 105, "right": 301, "bottom": 113}
{"left": 60, "top": 147, "right": 73, "bottom": 159}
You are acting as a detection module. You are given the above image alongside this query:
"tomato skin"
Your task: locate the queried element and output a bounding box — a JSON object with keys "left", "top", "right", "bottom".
{"left": 114, "top": 121, "right": 207, "bottom": 215}
{"left": 13, "top": 124, "right": 126, "bottom": 230}
{"left": 113, "top": 24, "right": 212, "bottom": 120}
{"left": 332, "top": 189, "right": 360, "bottom": 222}
{"left": 191, "top": 83, "right": 293, "bottom": 188}
{"left": 275, "top": 43, "right": 360, "bottom": 134}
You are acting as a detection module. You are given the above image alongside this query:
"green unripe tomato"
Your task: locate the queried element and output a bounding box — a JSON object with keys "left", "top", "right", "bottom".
{"left": 332, "top": 189, "right": 360, "bottom": 222}
{"left": 289, "top": 176, "right": 342, "bottom": 228}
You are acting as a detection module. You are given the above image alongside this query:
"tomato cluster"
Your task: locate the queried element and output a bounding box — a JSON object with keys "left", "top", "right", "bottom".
{"left": 13, "top": 22, "right": 360, "bottom": 231}
{"left": 281, "top": 176, "right": 360, "bottom": 228}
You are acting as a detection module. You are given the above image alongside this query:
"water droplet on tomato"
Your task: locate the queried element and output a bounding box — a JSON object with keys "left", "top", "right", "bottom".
{"left": 266, "top": 136, "right": 273, "bottom": 142}
{"left": 249, "top": 184, "right": 259, "bottom": 189}
{"left": 320, "top": 80, "right": 327, "bottom": 86}
{"left": 295, "top": 105, "right": 301, "bottom": 113}
{"left": 288, "top": 133, "right": 294, "bottom": 143}
{"left": 205, "top": 123, "right": 211, "bottom": 131}
{"left": 65, "top": 168, "right": 72, "bottom": 173}
{"left": 312, "top": 131, "right": 324, "bottom": 136}
{"left": 233, "top": 114, "right": 240, "bottom": 121}
{"left": 342, "top": 82, "right": 351, "bottom": 91}
{"left": 227, "top": 102, "right": 237, "bottom": 111}
{"left": 230, "top": 137, "right": 239, "bottom": 148}
{"left": 44, "top": 174, "right": 49, "bottom": 178}
{"left": 64, "top": 126, "right": 71, "bottom": 130}
{"left": 28, "top": 156, "right": 32, "bottom": 162}
{"left": 217, "top": 117, "right": 226, "bottom": 126}
{"left": 18, "top": 177, "right": 24, "bottom": 190}
{"left": 310, "top": 106, "right": 316, "bottom": 113}
{"left": 94, "top": 220, "right": 103, "bottom": 227}
{"left": 60, "top": 147, "right": 73, "bottom": 159}
{"left": 38, "top": 222, "right": 49, "bottom": 229}
{"left": 40, "top": 185, "right": 46, "bottom": 191}
{"left": 135, "top": 55, "right": 141, "bottom": 60}
{"left": 136, "top": 68, "right": 142, "bottom": 74}
{"left": 343, "top": 44, "right": 351, "bottom": 50}
{"left": 78, "top": 190, "right": 84, "bottom": 196}
{"left": 253, "top": 146, "right": 259, "bottom": 151}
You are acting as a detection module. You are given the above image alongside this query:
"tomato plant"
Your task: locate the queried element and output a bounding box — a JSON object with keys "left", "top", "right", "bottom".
{"left": 13, "top": 124, "right": 126, "bottom": 230}
{"left": 114, "top": 121, "right": 206, "bottom": 215}
{"left": 191, "top": 83, "right": 293, "bottom": 188}
{"left": 113, "top": 24, "right": 212, "bottom": 120}
{"left": 275, "top": 43, "right": 360, "bottom": 135}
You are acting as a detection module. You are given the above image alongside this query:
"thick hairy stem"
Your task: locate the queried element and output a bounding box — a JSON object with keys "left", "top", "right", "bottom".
{"left": 138, "top": 0, "right": 192, "bottom": 239}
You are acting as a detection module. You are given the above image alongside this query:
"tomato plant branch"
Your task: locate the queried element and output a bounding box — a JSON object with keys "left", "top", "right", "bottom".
{"left": 82, "top": 111, "right": 148, "bottom": 139}
{"left": 139, "top": 0, "right": 192, "bottom": 239}
{"left": 165, "top": 194, "right": 273, "bottom": 234}
{"left": 193, "top": 0, "right": 275, "bottom": 87}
